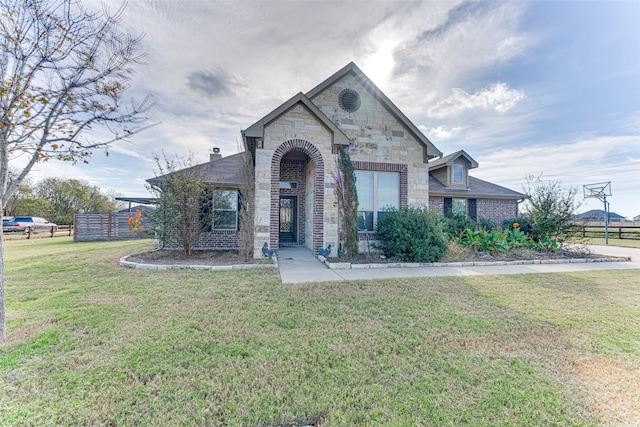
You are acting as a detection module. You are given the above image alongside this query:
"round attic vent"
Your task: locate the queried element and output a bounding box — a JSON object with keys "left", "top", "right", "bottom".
{"left": 338, "top": 88, "right": 361, "bottom": 113}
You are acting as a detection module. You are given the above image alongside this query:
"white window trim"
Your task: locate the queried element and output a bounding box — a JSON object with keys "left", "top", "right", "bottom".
{"left": 452, "top": 198, "right": 467, "bottom": 216}
{"left": 452, "top": 164, "right": 464, "bottom": 185}
{"left": 213, "top": 190, "right": 238, "bottom": 231}
{"left": 356, "top": 170, "right": 400, "bottom": 231}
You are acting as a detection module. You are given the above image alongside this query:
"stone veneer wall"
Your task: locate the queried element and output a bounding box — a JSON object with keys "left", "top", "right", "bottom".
{"left": 305, "top": 161, "right": 315, "bottom": 251}
{"left": 310, "top": 73, "right": 430, "bottom": 207}
{"left": 252, "top": 71, "right": 437, "bottom": 257}
{"left": 253, "top": 103, "right": 336, "bottom": 258}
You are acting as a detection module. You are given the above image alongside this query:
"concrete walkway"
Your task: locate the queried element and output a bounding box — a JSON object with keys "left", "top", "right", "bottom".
{"left": 277, "top": 245, "right": 640, "bottom": 284}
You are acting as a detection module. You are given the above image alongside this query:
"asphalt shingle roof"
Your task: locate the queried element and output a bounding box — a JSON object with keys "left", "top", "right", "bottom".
{"left": 429, "top": 175, "right": 525, "bottom": 200}
{"left": 146, "top": 152, "right": 249, "bottom": 188}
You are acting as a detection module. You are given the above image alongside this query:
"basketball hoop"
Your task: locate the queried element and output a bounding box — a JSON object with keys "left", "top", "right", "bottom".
{"left": 583, "top": 182, "right": 612, "bottom": 244}
{"left": 583, "top": 181, "right": 611, "bottom": 202}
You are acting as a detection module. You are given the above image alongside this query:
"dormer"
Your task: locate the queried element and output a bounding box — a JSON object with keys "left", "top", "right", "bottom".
{"left": 428, "top": 150, "right": 479, "bottom": 189}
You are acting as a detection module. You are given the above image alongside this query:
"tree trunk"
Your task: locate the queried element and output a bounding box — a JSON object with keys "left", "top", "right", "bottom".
{"left": 1, "top": 198, "right": 6, "bottom": 344}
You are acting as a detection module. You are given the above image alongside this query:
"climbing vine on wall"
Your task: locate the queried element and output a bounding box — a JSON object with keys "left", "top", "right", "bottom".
{"left": 334, "top": 145, "right": 359, "bottom": 257}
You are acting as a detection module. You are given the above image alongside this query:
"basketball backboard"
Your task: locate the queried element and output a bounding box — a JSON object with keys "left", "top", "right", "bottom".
{"left": 583, "top": 182, "right": 611, "bottom": 201}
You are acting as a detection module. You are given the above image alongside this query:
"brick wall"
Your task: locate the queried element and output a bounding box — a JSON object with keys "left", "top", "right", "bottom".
{"left": 429, "top": 196, "right": 444, "bottom": 212}
{"left": 195, "top": 230, "right": 239, "bottom": 250}
{"left": 268, "top": 139, "right": 325, "bottom": 253}
{"left": 279, "top": 158, "right": 308, "bottom": 245}
{"left": 428, "top": 196, "right": 518, "bottom": 223}
{"left": 477, "top": 199, "right": 518, "bottom": 223}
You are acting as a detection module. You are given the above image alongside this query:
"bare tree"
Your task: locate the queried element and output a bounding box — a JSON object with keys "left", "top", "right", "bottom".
{"left": 0, "top": 0, "right": 152, "bottom": 344}
{"left": 237, "top": 148, "right": 254, "bottom": 262}
{"left": 147, "top": 152, "right": 210, "bottom": 257}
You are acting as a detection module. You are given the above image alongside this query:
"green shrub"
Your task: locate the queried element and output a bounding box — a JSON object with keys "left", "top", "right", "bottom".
{"left": 535, "top": 236, "right": 560, "bottom": 253}
{"left": 456, "top": 229, "right": 509, "bottom": 254}
{"left": 454, "top": 226, "right": 535, "bottom": 255}
{"left": 521, "top": 174, "right": 581, "bottom": 243}
{"left": 478, "top": 218, "right": 498, "bottom": 231}
{"left": 502, "top": 217, "right": 532, "bottom": 236}
{"left": 505, "top": 226, "right": 533, "bottom": 249}
{"left": 443, "top": 211, "right": 477, "bottom": 237}
{"left": 376, "top": 207, "right": 447, "bottom": 262}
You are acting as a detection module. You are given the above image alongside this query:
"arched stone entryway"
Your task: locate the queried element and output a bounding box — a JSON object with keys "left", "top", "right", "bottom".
{"left": 270, "top": 139, "right": 324, "bottom": 252}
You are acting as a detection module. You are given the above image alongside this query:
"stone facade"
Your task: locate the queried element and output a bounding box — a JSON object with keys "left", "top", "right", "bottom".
{"left": 168, "top": 63, "right": 523, "bottom": 257}
{"left": 311, "top": 74, "right": 430, "bottom": 207}
{"left": 250, "top": 67, "right": 437, "bottom": 258}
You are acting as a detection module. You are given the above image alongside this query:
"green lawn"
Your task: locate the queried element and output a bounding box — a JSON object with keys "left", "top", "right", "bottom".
{"left": 1, "top": 237, "right": 639, "bottom": 426}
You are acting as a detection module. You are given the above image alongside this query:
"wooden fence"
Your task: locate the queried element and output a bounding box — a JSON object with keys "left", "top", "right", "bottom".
{"left": 2, "top": 225, "right": 73, "bottom": 240}
{"left": 73, "top": 213, "right": 151, "bottom": 242}
{"left": 577, "top": 223, "right": 640, "bottom": 240}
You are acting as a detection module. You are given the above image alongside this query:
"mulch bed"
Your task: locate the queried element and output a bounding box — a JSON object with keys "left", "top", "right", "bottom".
{"left": 330, "top": 248, "right": 605, "bottom": 264}
{"left": 126, "top": 249, "right": 270, "bottom": 266}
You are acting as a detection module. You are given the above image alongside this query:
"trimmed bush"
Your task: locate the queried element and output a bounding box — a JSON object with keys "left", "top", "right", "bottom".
{"left": 478, "top": 218, "right": 498, "bottom": 232}
{"left": 376, "top": 207, "right": 447, "bottom": 262}
{"left": 443, "top": 210, "right": 477, "bottom": 237}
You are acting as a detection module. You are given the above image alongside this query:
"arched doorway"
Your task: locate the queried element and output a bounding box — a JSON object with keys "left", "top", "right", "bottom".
{"left": 270, "top": 139, "right": 324, "bottom": 252}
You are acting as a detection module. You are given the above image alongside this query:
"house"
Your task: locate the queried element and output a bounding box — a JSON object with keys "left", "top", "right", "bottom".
{"left": 427, "top": 150, "right": 524, "bottom": 223}
{"left": 575, "top": 209, "right": 626, "bottom": 222}
{"left": 148, "top": 62, "right": 524, "bottom": 257}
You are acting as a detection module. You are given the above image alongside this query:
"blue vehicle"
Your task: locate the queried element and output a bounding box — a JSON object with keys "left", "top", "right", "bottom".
{"left": 3, "top": 216, "right": 57, "bottom": 233}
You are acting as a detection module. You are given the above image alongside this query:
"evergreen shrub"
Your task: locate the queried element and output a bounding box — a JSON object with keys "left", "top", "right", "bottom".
{"left": 376, "top": 207, "right": 447, "bottom": 262}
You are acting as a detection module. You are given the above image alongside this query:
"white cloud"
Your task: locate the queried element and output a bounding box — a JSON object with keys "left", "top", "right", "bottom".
{"left": 421, "top": 125, "right": 462, "bottom": 140}
{"left": 428, "top": 83, "right": 526, "bottom": 119}
{"left": 12, "top": 1, "right": 636, "bottom": 218}
{"left": 472, "top": 135, "right": 639, "bottom": 190}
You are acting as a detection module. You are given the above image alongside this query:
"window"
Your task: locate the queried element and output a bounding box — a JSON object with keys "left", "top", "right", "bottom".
{"left": 213, "top": 190, "right": 238, "bottom": 230}
{"left": 452, "top": 198, "right": 467, "bottom": 215}
{"left": 355, "top": 171, "right": 399, "bottom": 231}
{"left": 279, "top": 181, "right": 297, "bottom": 189}
{"left": 452, "top": 164, "right": 464, "bottom": 185}
{"left": 338, "top": 88, "right": 362, "bottom": 113}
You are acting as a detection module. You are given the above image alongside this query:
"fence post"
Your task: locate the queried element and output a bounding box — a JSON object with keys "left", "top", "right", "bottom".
{"left": 50, "top": 226, "right": 55, "bottom": 238}
{"left": 619, "top": 227, "right": 622, "bottom": 239}
{"left": 27, "top": 226, "right": 32, "bottom": 239}
{"left": 68, "top": 224, "right": 73, "bottom": 237}
{"left": 108, "top": 213, "right": 113, "bottom": 240}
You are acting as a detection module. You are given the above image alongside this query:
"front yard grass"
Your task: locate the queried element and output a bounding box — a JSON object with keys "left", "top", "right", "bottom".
{"left": 1, "top": 237, "right": 638, "bottom": 425}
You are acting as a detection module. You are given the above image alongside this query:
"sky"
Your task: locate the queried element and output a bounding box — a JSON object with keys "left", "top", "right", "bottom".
{"left": 27, "top": 0, "right": 640, "bottom": 218}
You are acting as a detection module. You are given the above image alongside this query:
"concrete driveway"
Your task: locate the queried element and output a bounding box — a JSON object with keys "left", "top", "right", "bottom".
{"left": 277, "top": 245, "right": 640, "bottom": 284}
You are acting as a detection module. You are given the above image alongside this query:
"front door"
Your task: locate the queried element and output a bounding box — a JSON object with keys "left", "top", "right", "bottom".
{"left": 279, "top": 196, "right": 297, "bottom": 243}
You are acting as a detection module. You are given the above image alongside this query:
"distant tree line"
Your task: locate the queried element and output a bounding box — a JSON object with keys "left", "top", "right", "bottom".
{"left": 3, "top": 177, "right": 120, "bottom": 225}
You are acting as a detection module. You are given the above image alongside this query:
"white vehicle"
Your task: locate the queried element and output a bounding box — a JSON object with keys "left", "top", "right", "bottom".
{"left": 3, "top": 216, "right": 57, "bottom": 233}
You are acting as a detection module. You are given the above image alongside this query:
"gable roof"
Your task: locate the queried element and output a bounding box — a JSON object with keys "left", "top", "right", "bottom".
{"left": 306, "top": 62, "right": 443, "bottom": 159}
{"left": 428, "top": 150, "right": 478, "bottom": 170}
{"left": 574, "top": 209, "right": 626, "bottom": 221}
{"left": 146, "top": 152, "right": 250, "bottom": 189}
{"left": 243, "top": 92, "right": 351, "bottom": 145}
{"left": 429, "top": 175, "right": 525, "bottom": 200}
